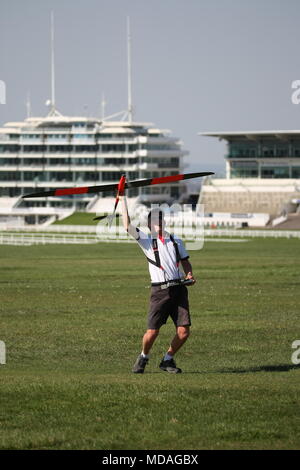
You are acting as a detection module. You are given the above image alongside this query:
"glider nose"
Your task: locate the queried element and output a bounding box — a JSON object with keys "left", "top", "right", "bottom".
{"left": 118, "top": 174, "right": 126, "bottom": 195}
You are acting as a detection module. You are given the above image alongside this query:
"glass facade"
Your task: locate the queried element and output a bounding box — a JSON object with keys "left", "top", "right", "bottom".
{"left": 226, "top": 136, "right": 300, "bottom": 178}
{"left": 230, "top": 161, "right": 258, "bottom": 178}
{"left": 228, "top": 142, "right": 257, "bottom": 158}
{"left": 261, "top": 167, "right": 290, "bottom": 178}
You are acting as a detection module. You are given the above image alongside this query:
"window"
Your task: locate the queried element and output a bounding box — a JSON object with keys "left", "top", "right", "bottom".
{"left": 146, "top": 144, "right": 175, "bottom": 150}
{"left": 74, "top": 145, "right": 97, "bottom": 153}
{"left": 102, "top": 144, "right": 126, "bottom": 153}
{"left": 158, "top": 158, "right": 179, "bottom": 168}
{"left": 292, "top": 167, "right": 300, "bottom": 178}
{"left": 73, "top": 134, "right": 94, "bottom": 139}
{"left": 0, "top": 171, "right": 21, "bottom": 181}
{"left": 49, "top": 172, "right": 72, "bottom": 182}
{"left": 23, "top": 171, "right": 46, "bottom": 182}
{"left": 291, "top": 142, "right": 300, "bottom": 157}
{"left": 48, "top": 158, "right": 70, "bottom": 165}
{"left": 0, "top": 144, "right": 19, "bottom": 152}
{"left": 71, "top": 157, "right": 96, "bottom": 165}
{"left": 128, "top": 144, "right": 138, "bottom": 152}
{"left": 97, "top": 133, "right": 113, "bottom": 139}
{"left": 228, "top": 142, "right": 257, "bottom": 158}
{"left": 82, "top": 172, "right": 99, "bottom": 181}
{"left": 48, "top": 145, "right": 72, "bottom": 153}
{"left": 102, "top": 171, "right": 121, "bottom": 181}
{"left": 261, "top": 167, "right": 289, "bottom": 178}
{"left": 22, "top": 158, "right": 46, "bottom": 165}
{"left": 275, "top": 145, "right": 289, "bottom": 157}
{"left": 128, "top": 172, "right": 138, "bottom": 180}
{"left": 22, "top": 145, "right": 46, "bottom": 152}
{"left": 230, "top": 161, "right": 258, "bottom": 177}
{"left": 262, "top": 145, "right": 274, "bottom": 157}
{"left": 0, "top": 158, "right": 19, "bottom": 165}
{"left": 103, "top": 157, "right": 126, "bottom": 165}
{"left": 73, "top": 123, "right": 86, "bottom": 128}
{"left": 171, "top": 187, "right": 179, "bottom": 198}
{"left": 0, "top": 187, "right": 22, "bottom": 196}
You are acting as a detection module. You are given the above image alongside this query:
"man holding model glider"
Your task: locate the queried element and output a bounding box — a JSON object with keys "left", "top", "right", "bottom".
{"left": 121, "top": 196, "right": 196, "bottom": 374}
{"left": 22, "top": 170, "right": 211, "bottom": 374}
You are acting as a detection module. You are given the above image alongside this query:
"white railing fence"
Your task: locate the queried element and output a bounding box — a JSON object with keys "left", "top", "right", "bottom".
{"left": 204, "top": 229, "right": 300, "bottom": 238}
{"left": 0, "top": 228, "right": 300, "bottom": 245}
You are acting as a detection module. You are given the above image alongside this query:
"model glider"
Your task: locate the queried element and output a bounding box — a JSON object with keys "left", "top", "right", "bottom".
{"left": 22, "top": 171, "right": 214, "bottom": 223}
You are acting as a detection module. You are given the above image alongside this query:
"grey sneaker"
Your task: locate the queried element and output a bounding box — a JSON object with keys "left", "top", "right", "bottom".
{"left": 132, "top": 354, "right": 149, "bottom": 374}
{"left": 159, "top": 357, "right": 182, "bottom": 374}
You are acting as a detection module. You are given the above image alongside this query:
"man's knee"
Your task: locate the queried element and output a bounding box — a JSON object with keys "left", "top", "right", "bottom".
{"left": 146, "top": 328, "right": 160, "bottom": 339}
{"left": 177, "top": 326, "right": 190, "bottom": 341}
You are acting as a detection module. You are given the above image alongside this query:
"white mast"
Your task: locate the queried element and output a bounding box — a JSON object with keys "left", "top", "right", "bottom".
{"left": 50, "top": 11, "right": 55, "bottom": 114}
{"left": 101, "top": 92, "right": 106, "bottom": 119}
{"left": 127, "top": 16, "right": 133, "bottom": 122}
{"left": 47, "top": 11, "right": 61, "bottom": 116}
{"left": 26, "top": 91, "right": 31, "bottom": 118}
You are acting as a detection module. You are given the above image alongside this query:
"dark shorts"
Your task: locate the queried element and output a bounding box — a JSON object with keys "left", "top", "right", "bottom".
{"left": 148, "top": 284, "right": 191, "bottom": 330}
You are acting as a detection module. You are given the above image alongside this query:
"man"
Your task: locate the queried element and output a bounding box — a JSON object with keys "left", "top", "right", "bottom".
{"left": 121, "top": 196, "right": 196, "bottom": 374}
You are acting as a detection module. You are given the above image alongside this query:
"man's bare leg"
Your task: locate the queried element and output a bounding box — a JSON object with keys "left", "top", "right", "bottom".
{"left": 133, "top": 329, "right": 159, "bottom": 374}
{"left": 142, "top": 329, "right": 159, "bottom": 355}
{"left": 167, "top": 326, "right": 190, "bottom": 356}
{"left": 159, "top": 326, "right": 190, "bottom": 373}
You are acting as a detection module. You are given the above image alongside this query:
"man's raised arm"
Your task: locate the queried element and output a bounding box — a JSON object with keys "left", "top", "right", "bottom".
{"left": 120, "top": 195, "right": 139, "bottom": 240}
{"left": 120, "top": 195, "right": 130, "bottom": 232}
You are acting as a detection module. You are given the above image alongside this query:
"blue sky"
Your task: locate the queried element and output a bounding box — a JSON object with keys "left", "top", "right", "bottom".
{"left": 1, "top": 0, "right": 300, "bottom": 177}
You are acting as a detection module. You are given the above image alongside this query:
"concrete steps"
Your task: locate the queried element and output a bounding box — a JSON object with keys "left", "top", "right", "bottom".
{"left": 272, "top": 213, "right": 300, "bottom": 230}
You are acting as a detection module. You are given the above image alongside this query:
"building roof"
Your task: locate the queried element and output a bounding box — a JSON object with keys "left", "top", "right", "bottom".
{"left": 0, "top": 116, "right": 178, "bottom": 140}
{"left": 1, "top": 117, "right": 164, "bottom": 132}
{"left": 198, "top": 130, "right": 300, "bottom": 140}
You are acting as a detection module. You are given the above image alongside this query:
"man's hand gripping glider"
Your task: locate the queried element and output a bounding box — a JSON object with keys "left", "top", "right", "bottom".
{"left": 121, "top": 193, "right": 196, "bottom": 374}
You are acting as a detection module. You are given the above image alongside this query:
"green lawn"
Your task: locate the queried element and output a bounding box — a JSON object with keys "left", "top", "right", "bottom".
{"left": 0, "top": 239, "right": 299, "bottom": 449}
{"left": 53, "top": 212, "right": 100, "bottom": 225}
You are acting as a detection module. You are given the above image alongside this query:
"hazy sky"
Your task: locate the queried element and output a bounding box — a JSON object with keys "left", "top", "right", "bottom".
{"left": 1, "top": 0, "right": 300, "bottom": 177}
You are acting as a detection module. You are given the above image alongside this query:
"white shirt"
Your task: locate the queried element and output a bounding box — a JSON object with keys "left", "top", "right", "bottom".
{"left": 128, "top": 224, "right": 189, "bottom": 283}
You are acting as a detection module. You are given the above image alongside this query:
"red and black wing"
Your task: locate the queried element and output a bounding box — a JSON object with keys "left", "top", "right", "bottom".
{"left": 22, "top": 183, "right": 118, "bottom": 199}
{"left": 126, "top": 172, "right": 214, "bottom": 188}
{"left": 22, "top": 171, "right": 214, "bottom": 199}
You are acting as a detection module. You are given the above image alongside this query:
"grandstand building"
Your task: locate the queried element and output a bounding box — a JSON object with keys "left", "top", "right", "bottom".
{"left": 198, "top": 130, "right": 300, "bottom": 228}
{"left": 0, "top": 115, "right": 187, "bottom": 225}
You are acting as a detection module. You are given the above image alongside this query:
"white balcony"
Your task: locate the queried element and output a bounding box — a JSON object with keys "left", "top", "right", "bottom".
{"left": 97, "top": 137, "right": 138, "bottom": 144}
{"left": 146, "top": 149, "right": 187, "bottom": 158}
{"left": 20, "top": 139, "right": 44, "bottom": 145}
{"left": 138, "top": 162, "right": 158, "bottom": 170}
{"left": 0, "top": 166, "right": 18, "bottom": 171}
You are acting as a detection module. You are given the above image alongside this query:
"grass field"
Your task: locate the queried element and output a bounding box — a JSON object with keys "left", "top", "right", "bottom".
{"left": 0, "top": 238, "right": 299, "bottom": 450}
{"left": 53, "top": 212, "right": 99, "bottom": 225}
